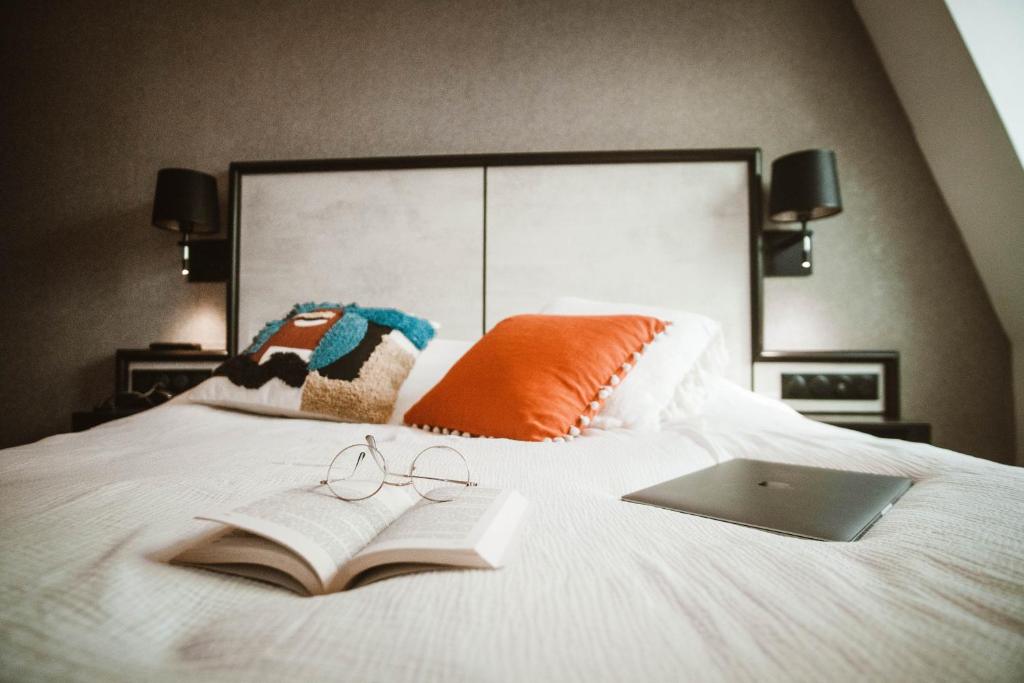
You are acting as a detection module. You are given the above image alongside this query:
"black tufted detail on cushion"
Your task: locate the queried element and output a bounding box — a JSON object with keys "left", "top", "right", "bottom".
{"left": 214, "top": 352, "right": 309, "bottom": 389}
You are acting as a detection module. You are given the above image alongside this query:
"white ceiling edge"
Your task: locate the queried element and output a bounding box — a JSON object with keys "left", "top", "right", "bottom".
{"left": 853, "top": 0, "right": 1023, "bottom": 464}
{"left": 945, "top": 0, "right": 1024, "bottom": 167}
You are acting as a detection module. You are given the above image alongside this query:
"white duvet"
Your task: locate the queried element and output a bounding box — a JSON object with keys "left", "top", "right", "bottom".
{"left": 1, "top": 379, "right": 1022, "bottom": 682}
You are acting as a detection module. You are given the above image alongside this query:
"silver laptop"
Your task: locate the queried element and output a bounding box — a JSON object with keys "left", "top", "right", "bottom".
{"left": 622, "top": 459, "right": 912, "bottom": 542}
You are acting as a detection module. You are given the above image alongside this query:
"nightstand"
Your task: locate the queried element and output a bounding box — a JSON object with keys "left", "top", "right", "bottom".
{"left": 816, "top": 415, "right": 931, "bottom": 444}
{"left": 71, "top": 348, "right": 228, "bottom": 432}
{"left": 116, "top": 348, "right": 228, "bottom": 394}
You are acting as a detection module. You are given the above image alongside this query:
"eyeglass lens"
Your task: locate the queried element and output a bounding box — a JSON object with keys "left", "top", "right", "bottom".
{"left": 325, "top": 443, "right": 387, "bottom": 501}
{"left": 410, "top": 446, "right": 471, "bottom": 502}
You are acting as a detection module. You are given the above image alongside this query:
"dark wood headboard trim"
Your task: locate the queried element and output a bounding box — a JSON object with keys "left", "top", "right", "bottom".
{"left": 226, "top": 148, "right": 764, "bottom": 360}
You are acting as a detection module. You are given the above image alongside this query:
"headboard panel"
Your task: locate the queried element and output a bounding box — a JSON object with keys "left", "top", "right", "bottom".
{"left": 228, "top": 150, "right": 763, "bottom": 386}
{"left": 236, "top": 167, "right": 484, "bottom": 344}
{"left": 486, "top": 161, "right": 752, "bottom": 384}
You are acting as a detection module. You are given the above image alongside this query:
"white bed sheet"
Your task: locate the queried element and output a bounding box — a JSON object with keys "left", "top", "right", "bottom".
{"left": 1, "top": 380, "right": 1022, "bottom": 682}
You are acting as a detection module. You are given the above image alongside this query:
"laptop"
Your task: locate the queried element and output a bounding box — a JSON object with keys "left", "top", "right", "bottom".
{"left": 622, "top": 459, "right": 912, "bottom": 542}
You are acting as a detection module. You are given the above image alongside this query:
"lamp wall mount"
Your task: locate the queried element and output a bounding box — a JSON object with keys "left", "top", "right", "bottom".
{"left": 764, "top": 227, "right": 813, "bottom": 276}
{"left": 178, "top": 238, "right": 229, "bottom": 282}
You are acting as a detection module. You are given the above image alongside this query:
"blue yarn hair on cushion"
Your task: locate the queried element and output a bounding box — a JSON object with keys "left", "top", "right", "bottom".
{"left": 346, "top": 304, "right": 436, "bottom": 350}
{"left": 307, "top": 312, "right": 369, "bottom": 371}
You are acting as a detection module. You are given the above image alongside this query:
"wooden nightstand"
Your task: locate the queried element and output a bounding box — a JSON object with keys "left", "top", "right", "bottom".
{"left": 816, "top": 416, "right": 931, "bottom": 444}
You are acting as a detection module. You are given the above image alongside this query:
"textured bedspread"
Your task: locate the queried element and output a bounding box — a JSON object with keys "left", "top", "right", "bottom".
{"left": 2, "top": 382, "right": 1022, "bottom": 682}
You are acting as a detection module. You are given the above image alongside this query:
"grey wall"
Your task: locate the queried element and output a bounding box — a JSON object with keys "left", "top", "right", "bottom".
{"left": 1, "top": 0, "right": 1014, "bottom": 463}
{"left": 852, "top": 0, "right": 1024, "bottom": 467}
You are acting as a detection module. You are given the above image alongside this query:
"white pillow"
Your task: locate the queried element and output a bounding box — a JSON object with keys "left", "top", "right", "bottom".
{"left": 387, "top": 339, "right": 474, "bottom": 425}
{"left": 540, "top": 296, "right": 727, "bottom": 430}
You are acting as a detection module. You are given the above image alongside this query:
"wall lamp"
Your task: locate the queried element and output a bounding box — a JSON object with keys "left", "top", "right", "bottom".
{"left": 764, "top": 149, "right": 843, "bottom": 276}
{"left": 152, "top": 168, "right": 228, "bottom": 282}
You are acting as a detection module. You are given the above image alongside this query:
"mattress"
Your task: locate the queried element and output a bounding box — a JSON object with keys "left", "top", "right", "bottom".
{"left": 1, "top": 379, "right": 1022, "bottom": 682}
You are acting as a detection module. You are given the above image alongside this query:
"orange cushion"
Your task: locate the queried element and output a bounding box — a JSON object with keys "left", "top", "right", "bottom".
{"left": 404, "top": 314, "right": 666, "bottom": 441}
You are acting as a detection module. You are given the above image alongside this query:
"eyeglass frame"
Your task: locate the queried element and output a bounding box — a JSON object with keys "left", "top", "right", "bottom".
{"left": 319, "top": 434, "right": 477, "bottom": 502}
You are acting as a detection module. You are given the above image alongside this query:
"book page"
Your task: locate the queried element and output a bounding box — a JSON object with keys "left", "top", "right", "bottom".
{"left": 334, "top": 488, "right": 527, "bottom": 590}
{"left": 173, "top": 528, "right": 322, "bottom": 595}
{"left": 202, "top": 562, "right": 312, "bottom": 596}
{"left": 198, "top": 484, "right": 417, "bottom": 591}
{"left": 347, "top": 563, "right": 453, "bottom": 590}
{"left": 368, "top": 488, "right": 508, "bottom": 549}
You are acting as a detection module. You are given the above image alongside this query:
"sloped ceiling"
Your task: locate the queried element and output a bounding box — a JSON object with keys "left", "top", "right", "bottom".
{"left": 854, "top": 0, "right": 1024, "bottom": 465}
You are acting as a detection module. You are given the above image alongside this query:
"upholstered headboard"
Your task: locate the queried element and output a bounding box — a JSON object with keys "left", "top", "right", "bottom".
{"left": 227, "top": 150, "right": 763, "bottom": 386}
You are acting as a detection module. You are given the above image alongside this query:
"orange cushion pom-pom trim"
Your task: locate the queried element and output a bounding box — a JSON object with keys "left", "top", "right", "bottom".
{"left": 403, "top": 314, "right": 666, "bottom": 442}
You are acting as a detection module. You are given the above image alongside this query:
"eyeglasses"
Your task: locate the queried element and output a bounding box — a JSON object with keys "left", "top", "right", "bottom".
{"left": 319, "top": 435, "right": 477, "bottom": 502}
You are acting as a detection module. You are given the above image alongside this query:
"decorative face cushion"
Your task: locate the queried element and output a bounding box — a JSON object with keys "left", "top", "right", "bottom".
{"left": 190, "top": 302, "right": 435, "bottom": 423}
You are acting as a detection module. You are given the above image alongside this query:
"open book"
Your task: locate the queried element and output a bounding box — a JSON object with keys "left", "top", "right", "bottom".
{"left": 172, "top": 485, "right": 527, "bottom": 595}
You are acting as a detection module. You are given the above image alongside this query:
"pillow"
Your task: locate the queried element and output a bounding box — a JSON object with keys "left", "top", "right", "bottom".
{"left": 387, "top": 339, "right": 474, "bottom": 425}
{"left": 540, "top": 296, "right": 727, "bottom": 430}
{"left": 191, "top": 302, "right": 435, "bottom": 423}
{"left": 403, "top": 314, "right": 666, "bottom": 441}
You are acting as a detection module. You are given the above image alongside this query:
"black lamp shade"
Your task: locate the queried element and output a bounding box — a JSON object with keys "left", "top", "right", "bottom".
{"left": 152, "top": 168, "right": 220, "bottom": 233}
{"left": 768, "top": 149, "right": 842, "bottom": 223}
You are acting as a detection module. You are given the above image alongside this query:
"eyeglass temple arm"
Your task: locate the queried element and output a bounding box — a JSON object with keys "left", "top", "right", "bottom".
{"left": 406, "top": 472, "right": 477, "bottom": 486}
{"left": 318, "top": 436, "right": 476, "bottom": 487}
{"left": 321, "top": 471, "right": 476, "bottom": 487}
{"left": 365, "top": 435, "right": 474, "bottom": 485}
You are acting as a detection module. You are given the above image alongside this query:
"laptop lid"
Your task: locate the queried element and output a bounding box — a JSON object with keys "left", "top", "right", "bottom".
{"left": 622, "top": 459, "right": 912, "bottom": 542}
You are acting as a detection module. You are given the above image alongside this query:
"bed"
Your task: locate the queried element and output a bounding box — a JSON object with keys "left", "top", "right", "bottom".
{"left": 1, "top": 150, "right": 1022, "bottom": 681}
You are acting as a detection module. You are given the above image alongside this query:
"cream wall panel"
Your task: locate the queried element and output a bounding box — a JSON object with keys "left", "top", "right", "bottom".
{"left": 486, "top": 162, "right": 751, "bottom": 386}
{"left": 238, "top": 169, "right": 483, "bottom": 343}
